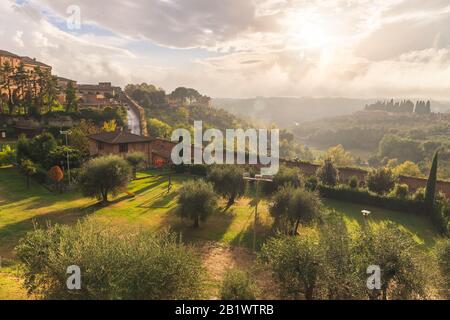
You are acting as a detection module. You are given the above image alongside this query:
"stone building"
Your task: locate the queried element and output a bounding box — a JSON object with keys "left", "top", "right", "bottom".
{"left": 88, "top": 130, "right": 176, "bottom": 167}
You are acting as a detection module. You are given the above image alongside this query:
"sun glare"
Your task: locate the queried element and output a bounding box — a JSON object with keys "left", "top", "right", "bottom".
{"left": 287, "top": 12, "right": 335, "bottom": 49}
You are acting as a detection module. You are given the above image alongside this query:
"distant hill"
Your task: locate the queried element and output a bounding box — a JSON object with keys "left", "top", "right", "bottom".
{"left": 213, "top": 97, "right": 450, "bottom": 127}
{"left": 212, "top": 97, "right": 375, "bottom": 127}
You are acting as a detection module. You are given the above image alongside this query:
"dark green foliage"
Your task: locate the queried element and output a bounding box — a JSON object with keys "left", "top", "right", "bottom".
{"left": 353, "top": 223, "right": 433, "bottom": 300}
{"left": 348, "top": 176, "right": 359, "bottom": 189}
{"left": 425, "top": 151, "right": 438, "bottom": 208}
{"left": 304, "top": 175, "right": 319, "bottom": 191}
{"left": 260, "top": 234, "right": 323, "bottom": 299}
{"left": 189, "top": 164, "right": 208, "bottom": 176}
{"left": 390, "top": 183, "right": 409, "bottom": 199}
{"left": 220, "top": 269, "right": 258, "bottom": 300}
{"left": 318, "top": 184, "right": 428, "bottom": 215}
{"left": 261, "top": 221, "right": 435, "bottom": 300}
{"left": 366, "top": 167, "right": 396, "bottom": 195}
{"left": 316, "top": 159, "right": 339, "bottom": 186}
{"left": 435, "top": 239, "right": 450, "bottom": 298}
{"left": 262, "top": 166, "right": 302, "bottom": 195}
{"left": 47, "top": 146, "right": 85, "bottom": 170}
{"left": 79, "top": 155, "right": 132, "bottom": 203}
{"left": 269, "top": 186, "right": 322, "bottom": 235}
{"left": 16, "top": 132, "right": 57, "bottom": 167}
{"left": 207, "top": 165, "right": 245, "bottom": 207}
{"left": 16, "top": 220, "right": 204, "bottom": 300}
{"left": 19, "top": 159, "right": 37, "bottom": 189}
{"left": 177, "top": 179, "right": 218, "bottom": 228}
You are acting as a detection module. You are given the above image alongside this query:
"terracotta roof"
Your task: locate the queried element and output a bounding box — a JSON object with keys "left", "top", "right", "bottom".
{"left": 0, "top": 50, "right": 20, "bottom": 58}
{"left": 88, "top": 130, "right": 152, "bottom": 144}
{"left": 20, "top": 56, "right": 51, "bottom": 68}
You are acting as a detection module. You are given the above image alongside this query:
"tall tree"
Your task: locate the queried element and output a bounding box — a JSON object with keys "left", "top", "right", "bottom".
{"left": 425, "top": 151, "right": 438, "bottom": 208}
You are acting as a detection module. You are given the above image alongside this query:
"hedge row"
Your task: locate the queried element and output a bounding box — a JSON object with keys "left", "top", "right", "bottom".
{"left": 317, "top": 185, "right": 430, "bottom": 216}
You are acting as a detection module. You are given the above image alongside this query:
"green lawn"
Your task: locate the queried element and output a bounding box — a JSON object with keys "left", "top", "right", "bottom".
{"left": 0, "top": 165, "right": 442, "bottom": 299}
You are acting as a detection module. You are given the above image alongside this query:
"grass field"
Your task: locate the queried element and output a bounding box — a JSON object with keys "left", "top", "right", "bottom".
{"left": 0, "top": 165, "right": 442, "bottom": 299}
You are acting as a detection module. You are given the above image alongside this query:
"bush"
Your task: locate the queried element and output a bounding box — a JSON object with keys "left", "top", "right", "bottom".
{"left": 348, "top": 176, "right": 358, "bottom": 189}
{"left": 262, "top": 166, "right": 302, "bottom": 195}
{"left": 189, "top": 164, "right": 208, "bottom": 176}
{"left": 390, "top": 183, "right": 409, "bottom": 199}
{"left": 16, "top": 220, "right": 204, "bottom": 299}
{"left": 413, "top": 187, "right": 426, "bottom": 201}
{"left": 318, "top": 184, "right": 428, "bottom": 215}
{"left": 366, "top": 167, "right": 396, "bottom": 195}
{"left": 316, "top": 159, "right": 339, "bottom": 186}
{"left": 79, "top": 155, "right": 132, "bottom": 203}
{"left": 304, "top": 176, "right": 319, "bottom": 191}
{"left": 435, "top": 239, "right": 450, "bottom": 298}
{"left": 220, "top": 269, "right": 257, "bottom": 300}
{"left": 177, "top": 179, "right": 218, "bottom": 228}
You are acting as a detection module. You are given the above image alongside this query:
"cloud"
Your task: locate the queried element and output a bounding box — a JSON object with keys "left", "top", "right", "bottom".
{"left": 1, "top": 0, "right": 450, "bottom": 99}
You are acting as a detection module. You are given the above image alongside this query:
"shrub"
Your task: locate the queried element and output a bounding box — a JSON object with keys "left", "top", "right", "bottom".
{"left": 189, "top": 164, "right": 208, "bottom": 176}
{"left": 435, "top": 239, "right": 450, "bottom": 298}
{"left": 177, "top": 179, "right": 218, "bottom": 228}
{"left": 262, "top": 166, "right": 302, "bottom": 195}
{"left": 318, "top": 184, "right": 428, "bottom": 215}
{"left": 220, "top": 269, "right": 257, "bottom": 300}
{"left": 79, "top": 155, "right": 132, "bottom": 203}
{"left": 19, "top": 159, "right": 37, "bottom": 189}
{"left": 390, "top": 183, "right": 409, "bottom": 199}
{"left": 207, "top": 165, "right": 245, "bottom": 207}
{"left": 316, "top": 159, "right": 339, "bottom": 186}
{"left": 413, "top": 187, "right": 426, "bottom": 201}
{"left": 304, "top": 176, "right": 319, "bottom": 191}
{"left": 16, "top": 220, "right": 204, "bottom": 299}
{"left": 0, "top": 145, "right": 15, "bottom": 166}
{"left": 348, "top": 176, "right": 358, "bottom": 189}
{"left": 366, "top": 167, "right": 396, "bottom": 195}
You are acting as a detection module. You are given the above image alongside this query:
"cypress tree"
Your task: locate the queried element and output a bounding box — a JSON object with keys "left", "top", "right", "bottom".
{"left": 425, "top": 151, "right": 438, "bottom": 208}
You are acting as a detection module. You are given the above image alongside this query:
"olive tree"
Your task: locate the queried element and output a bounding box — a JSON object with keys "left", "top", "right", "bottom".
{"left": 269, "top": 186, "right": 322, "bottom": 235}
{"left": 126, "top": 152, "right": 147, "bottom": 178}
{"left": 177, "top": 179, "right": 218, "bottom": 228}
{"left": 207, "top": 165, "right": 245, "bottom": 208}
{"left": 79, "top": 155, "right": 132, "bottom": 203}
{"left": 16, "top": 219, "right": 204, "bottom": 300}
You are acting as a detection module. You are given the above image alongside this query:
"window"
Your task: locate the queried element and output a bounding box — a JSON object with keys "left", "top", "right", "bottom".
{"left": 98, "top": 142, "right": 104, "bottom": 150}
{"left": 119, "top": 144, "right": 128, "bottom": 153}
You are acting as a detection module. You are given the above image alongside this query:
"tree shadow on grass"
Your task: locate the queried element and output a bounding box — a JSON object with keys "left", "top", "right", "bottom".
{"left": 0, "top": 205, "right": 95, "bottom": 259}
{"left": 159, "top": 207, "right": 235, "bottom": 245}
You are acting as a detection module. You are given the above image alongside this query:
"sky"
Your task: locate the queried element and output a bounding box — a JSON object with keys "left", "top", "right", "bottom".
{"left": 1, "top": 0, "right": 450, "bottom": 99}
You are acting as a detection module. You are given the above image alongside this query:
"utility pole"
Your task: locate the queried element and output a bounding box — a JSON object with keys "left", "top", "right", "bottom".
{"left": 60, "top": 130, "right": 72, "bottom": 186}
{"left": 243, "top": 173, "right": 273, "bottom": 252}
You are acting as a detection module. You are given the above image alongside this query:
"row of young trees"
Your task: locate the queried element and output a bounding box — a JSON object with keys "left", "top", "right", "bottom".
{"left": 365, "top": 99, "right": 432, "bottom": 114}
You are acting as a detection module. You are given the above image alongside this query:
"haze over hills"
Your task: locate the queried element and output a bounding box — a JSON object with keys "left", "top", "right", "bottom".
{"left": 213, "top": 97, "right": 450, "bottom": 128}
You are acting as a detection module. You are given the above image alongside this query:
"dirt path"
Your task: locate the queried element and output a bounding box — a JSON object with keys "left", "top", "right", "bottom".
{"left": 198, "top": 242, "right": 278, "bottom": 299}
